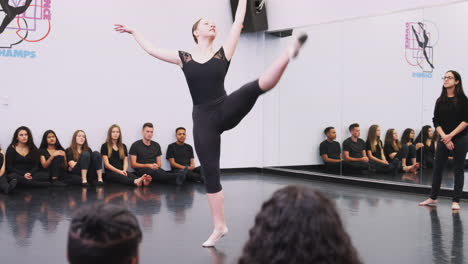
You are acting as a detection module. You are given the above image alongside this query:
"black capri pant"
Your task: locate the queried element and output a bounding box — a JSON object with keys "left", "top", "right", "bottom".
{"left": 192, "top": 80, "right": 264, "bottom": 193}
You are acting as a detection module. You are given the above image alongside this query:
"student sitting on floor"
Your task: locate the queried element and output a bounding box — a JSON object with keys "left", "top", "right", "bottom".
{"left": 319, "top": 126, "right": 343, "bottom": 172}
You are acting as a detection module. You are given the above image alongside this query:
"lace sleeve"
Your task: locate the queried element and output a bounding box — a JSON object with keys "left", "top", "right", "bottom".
{"left": 178, "top": 51, "right": 192, "bottom": 67}
{"left": 214, "top": 47, "right": 229, "bottom": 62}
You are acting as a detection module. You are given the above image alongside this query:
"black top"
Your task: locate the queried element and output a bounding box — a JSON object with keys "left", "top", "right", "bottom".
{"left": 5, "top": 145, "right": 39, "bottom": 175}
{"left": 66, "top": 148, "right": 92, "bottom": 162}
{"left": 178, "top": 47, "right": 231, "bottom": 105}
{"left": 166, "top": 142, "right": 194, "bottom": 167}
{"left": 38, "top": 148, "right": 64, "bottom": 171}
{"left": 433, "top": 96, "right": 468, "bottom": 138}
{"left": 366, "top": 140, "right": 383, "bottom": 160}
{"left": 100, "top": 143, "right": 128, "bottom": 170}
{"left": 343, "top": 137, "right": 366, "bottom": 159}
{"left": 384, "top": 144, "right": 397, "bottom": 161}
{"left": 129, "top": 140, "right": 162, "bottom": 165}
{"left": 319, "top": 140, "right": 341, "bottom": 160}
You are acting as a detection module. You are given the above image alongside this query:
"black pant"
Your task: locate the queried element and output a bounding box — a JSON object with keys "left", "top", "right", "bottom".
{"left": 193, "top": 80, "right": 264, "bottom": 193}
{"left": 70, "top": 151, "right": 102, "bottom": 183}
{"left": 103, "top": 171, "right": 138, "bottom": 186}
{"left": 173, "top": 166, "right": 203, "bottom": 182}
{"left": 430, "top": 136, "right": 468, "bottom": 202}
{"left": 394, "top": 144, "right": 416, "bottom": 166}
{"left": 135, "top": 168, "right": 184, "bottom": 185}
{"left": 342, "top": 160, "right": 369, "bottom": 171}
{"left": 7, "top": 171, "right": 50, "bottom": 187}
{"left": 370, "top": 159, "right": 400, "bottom": 173}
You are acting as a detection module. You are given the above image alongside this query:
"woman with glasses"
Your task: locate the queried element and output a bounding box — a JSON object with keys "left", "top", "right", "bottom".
{"left": 419, "top": 71, "right": 468, "bottom": 210}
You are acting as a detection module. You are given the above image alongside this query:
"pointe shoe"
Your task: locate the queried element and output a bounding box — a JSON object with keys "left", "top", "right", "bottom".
{"left": 452, "top": 202, "right": 461, "bottom": 210}
{"left": 288, "top": 33, "right": 308, "bottom": 59}
{"left": 202, "top": 228, "right": 229, "bottom": 248}
{"left": 419, "top": 198, "right": 437, "bottom": 206}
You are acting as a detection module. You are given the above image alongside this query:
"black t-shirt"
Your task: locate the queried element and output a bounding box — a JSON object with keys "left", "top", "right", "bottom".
{"left": 433, "top": 96, "right": 468, "bottom": 139}
{"left": 101, "top": 143, "right": 128, "bottom": 170}
{"left": 384, "top": 143, "right": 397, "bottom": 161}
{"left": 166, "top": 142, "right": 194, "bottom": 167}
{"left": 66, "top": 148, "right": 92, "bottom": 163}
{"left": 343, "top": 137, "right": 366, "bottom": 159}
{"left": 319, "top": 140, "right": 341, "bottom": 160}
{"left": 5, "top": 145, "right": 39, "bottom": 175}
{"left": 38, "top": 148, "right": 66, "bottom": 171}
{"left": 129, "top": 140, "right": 162, "bottom": 165}
{"left": 366, "top": 140, "right": 383, "bottom": 160}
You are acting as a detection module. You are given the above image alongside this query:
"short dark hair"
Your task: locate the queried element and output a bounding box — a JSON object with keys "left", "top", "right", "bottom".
{"left": 68, "top": 203, "right": 142, "bottom": 264}
{"left": 239, "top": 186, "right": 361, "bottom": 264}
{"left": 142, "top": 122, "right": 153, "bottom": 129}
{"left": 175, "top": 127, "right": 186, "bottom": 133}
{"left": 349, "top": 123, "right": 359, "bottom": 132}
{"left": 324, "top": 127, "right": 335, "bottom": 135}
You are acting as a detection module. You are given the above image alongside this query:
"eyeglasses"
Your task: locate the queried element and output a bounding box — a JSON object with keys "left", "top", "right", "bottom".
{"left": 442, "top": 76, "right": 455, "bottom": 80}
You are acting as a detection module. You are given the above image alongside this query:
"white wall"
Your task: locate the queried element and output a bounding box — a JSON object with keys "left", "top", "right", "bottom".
{"left": 0, "top": 0, "right": 266, "bottom": 170}
{"left": 266, "top": 0, "right": 465, "bottom": 31}
{"left": 267, "top": 1, "right": 468, "bottom": 166}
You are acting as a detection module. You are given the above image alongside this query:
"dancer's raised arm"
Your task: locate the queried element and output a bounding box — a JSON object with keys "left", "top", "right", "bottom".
{"left": 114, "top": 24, "right": 182, "bottom": 66}
{"left": 223, "top": 0, "right": 247, "bottom": 61}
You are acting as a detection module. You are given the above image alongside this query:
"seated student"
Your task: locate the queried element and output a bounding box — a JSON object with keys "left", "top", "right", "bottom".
{"left": 319, "top": 127, "right": 343, "bottom": 172}
{"left": 5, "top": 126, "right": 50, "bottom": 188}
{"left": 68, "top": 203, "right": 142, "bottom": 264}
{"left": 39, "top": 130, "right": 82, "bottom": 186}
{"left": 366, "top": 125, "right": 400, "bottom": 174}
{"left": 66, "top": 130, "right": 104, "bottom": 187}
{"left": 130, "top": 123, "right": 187, "bottom": 185}
{"left": 101, "top": 124, "right": 147, "bottom": 187}
{"left": 0, "top": 146, "right": 17, "bottom": 194}
{"left": 383, "top": 128, "right": 419, "bottom": 173}
{"left": 342, "top": 123, "right": 371, "bottom": 171}
{"left": 166, "top": 127, "right": 204, "bottom": 183}
{"left": 238, "top": 186, "right": 361, "bottom": 264}
{"left": 400, "top": 128, "right": 420, "bottom": 167}
{"left": 415, "top": 126, "right": 436, "bottom": 169}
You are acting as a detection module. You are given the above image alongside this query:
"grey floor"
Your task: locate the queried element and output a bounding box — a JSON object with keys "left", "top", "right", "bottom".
{"left": 0, "top": 172, "right": 466, "bottom": 264}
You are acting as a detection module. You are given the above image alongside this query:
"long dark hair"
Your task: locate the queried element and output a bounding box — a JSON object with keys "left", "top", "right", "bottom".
{"left": 39, "top": 130, "right": 65, "bottom": 151}
{"left": 415, "top": 125, "right": 432, "bottom": 147}
{"left": 384, "top": 128, "right": 401, "bottom": 152}
{"left": 401, "top": 128, "right": 414, "bottom": 145}
{"left": 238, "top": 186, "right": 361, "bottom": 264}
{"left": 437, "top": 70, "right": 466, "bottom": 104}
{"left": 10, "top": 126, "right": 38, "bottom": 161}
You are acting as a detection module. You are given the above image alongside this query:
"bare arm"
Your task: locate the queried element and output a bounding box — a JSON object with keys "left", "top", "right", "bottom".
{"left": 0, "top": 151, "right": 5, "bottom": 177}
{"left": 102, "top": 155, "right": 122, "bottom": 174}
{"left": 156, "top": 156, "right": 162, "bottom": 168}
{"left": 130, "top": 155, "right": 150, "bottom": 169}
{"left": 223, "top": 0, "right": 247, "bottom": 60}
{"left": 114, "top": 24, "right": 182, "bottom": 66}
{"left": 321, "top": 154, "right": 341, "bottom": 163}
{"left": 168, "top": 158, "right": 187, "bottom": 170}
{"left": 343, "top": 151, "right": 365, "bottom": 162}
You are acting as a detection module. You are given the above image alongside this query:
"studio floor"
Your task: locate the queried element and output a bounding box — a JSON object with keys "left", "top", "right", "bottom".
{"left": 0, "top": 172, "right": 466, "bottom": 264}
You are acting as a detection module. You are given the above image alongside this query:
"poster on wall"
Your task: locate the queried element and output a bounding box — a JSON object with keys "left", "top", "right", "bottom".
{"left": 0, "top": 0, "right": 51, "bottom": 59}
{"left": 405, "top": 21, "right": 439, "bottom": 78}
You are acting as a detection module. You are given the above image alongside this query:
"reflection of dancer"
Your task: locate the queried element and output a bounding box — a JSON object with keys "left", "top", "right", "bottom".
{"left": 411, "top": 22, "right": 434, "bottom": 69}
{"left": 115, "top": 0, "right": 307, "bottom": 247}
{"left": 425, "top": 206, "right": 464, "bottom": 264}
{"left": 0, "top": 0, "right": 33, "bottom": 34}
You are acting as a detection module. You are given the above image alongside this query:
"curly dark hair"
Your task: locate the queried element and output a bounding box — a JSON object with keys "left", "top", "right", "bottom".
{"left": 68, "top": 203, "right": 142, "bottom": 264}
{"left": 238, "top": 186, "right": 361, "bottom": 264}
